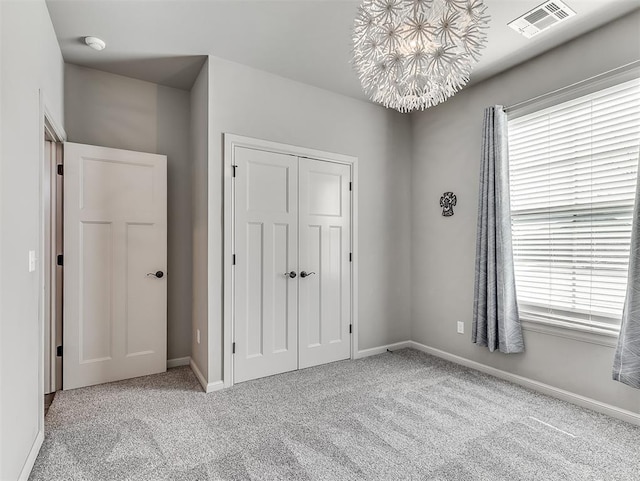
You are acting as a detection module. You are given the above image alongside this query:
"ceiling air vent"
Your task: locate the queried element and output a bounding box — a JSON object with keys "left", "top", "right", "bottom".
{"left": 508, "top": 1, "right": 576, "bottom": 39}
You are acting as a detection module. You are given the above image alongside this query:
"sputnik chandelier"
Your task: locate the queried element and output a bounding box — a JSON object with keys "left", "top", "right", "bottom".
{"left": 352, "top": 0, "right": 489, "bottom": 113}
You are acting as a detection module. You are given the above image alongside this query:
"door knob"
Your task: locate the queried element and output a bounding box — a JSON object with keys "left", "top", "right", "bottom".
{"left": 147, "top": 271, "right": 165, "bottom": 279}
{"left": 284, "top": 271, "right": 297, "bottom": 278}
{"left": 300, "top": 271, "right": 316, "bottom": 278}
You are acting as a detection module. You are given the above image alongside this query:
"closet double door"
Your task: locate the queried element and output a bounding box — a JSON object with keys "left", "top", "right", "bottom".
{"left": 234, "top": 147, "right": 352, "bottom": 383}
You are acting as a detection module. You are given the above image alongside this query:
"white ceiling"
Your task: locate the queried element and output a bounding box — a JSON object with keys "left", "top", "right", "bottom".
{"left": 46, "top": 0, "right": 640, "bottom": 98}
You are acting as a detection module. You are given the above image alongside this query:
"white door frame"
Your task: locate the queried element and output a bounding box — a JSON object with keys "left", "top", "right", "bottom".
{"left": 28, "top": 91, "right": 66, "bottom": 480}
{"left": 223, "top": 134, "right": 359, "bottom": 388}
{"left": 43, "top": 131, "right": 63, "bottom": 396}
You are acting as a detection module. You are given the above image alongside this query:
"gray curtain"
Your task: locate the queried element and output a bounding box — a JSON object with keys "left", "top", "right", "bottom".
{"left": 472, "top": 106, "right": 524, "bottom": 353}
{"left": 613, "top": 149, "right": 640, "bottom": 388}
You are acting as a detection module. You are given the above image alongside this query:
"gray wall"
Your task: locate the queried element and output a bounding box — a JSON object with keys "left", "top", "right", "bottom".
{"left": 201, "top": 57, "right": 413, "bottom": 382}
{"left": 0, "top": 1, "right": 65, "bottom": 478}
{"left": 190, "top": 60, "right": 209, "bottom": 379}
{"left": 410, "top": 11, "right": 640, "bottom": 413}
{"left": 64, "top": 64, "right": 193, "bottom": 360}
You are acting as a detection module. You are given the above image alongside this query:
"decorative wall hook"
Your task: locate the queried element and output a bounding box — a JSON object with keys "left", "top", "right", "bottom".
{"left": 440, "top": 192, "right": 457, "bottom": 217}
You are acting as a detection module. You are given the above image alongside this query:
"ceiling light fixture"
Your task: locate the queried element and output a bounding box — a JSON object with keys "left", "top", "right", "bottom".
{"left": 84, "top": 36, "right": 106, "bottom": 51}
{"left": 352, "top": 0, "right": 490, "bottom": 113}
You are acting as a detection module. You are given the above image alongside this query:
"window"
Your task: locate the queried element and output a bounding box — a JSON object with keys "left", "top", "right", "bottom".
{"left": 508, "top": 77, "right": 640, "bottom": 335}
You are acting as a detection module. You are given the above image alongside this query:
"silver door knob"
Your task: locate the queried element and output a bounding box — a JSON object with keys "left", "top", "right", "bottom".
{"left": 146, "top": 271, "right": 165, "bottom": 278}
{"left": 300, "top": 271, "right": 316, "bottom": 278}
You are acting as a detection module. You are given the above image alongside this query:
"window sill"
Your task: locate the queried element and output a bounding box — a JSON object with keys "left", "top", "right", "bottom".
{"left": 520, "top": 318, "right": 620, "bottom": 348}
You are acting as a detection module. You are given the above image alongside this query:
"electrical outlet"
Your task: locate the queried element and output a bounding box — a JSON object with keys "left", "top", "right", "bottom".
{"left": 457, "top": 321, "right": 464, "bottom": 334}
{"left": 196, "top": 329, "right": 201, "bottom": 344}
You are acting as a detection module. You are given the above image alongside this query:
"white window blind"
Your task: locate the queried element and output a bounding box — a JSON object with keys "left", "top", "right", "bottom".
{"left": 508, "top": 77, "right": 640, "bottom": 334}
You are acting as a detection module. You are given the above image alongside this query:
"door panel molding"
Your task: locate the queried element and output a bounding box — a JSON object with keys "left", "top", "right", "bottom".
{"left": 223, "top": 134, "right": 359, "bottom": 388}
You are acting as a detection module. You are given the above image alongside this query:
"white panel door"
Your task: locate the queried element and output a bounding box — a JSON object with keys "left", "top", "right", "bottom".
{"left": 299, "top": 158, "right": 351, "bottom": 369}
{"left": 63, "top": 142, "right": 167, "bottom": 390}
{"left": 234, "top": 147, "right": 298, "bottom": 383}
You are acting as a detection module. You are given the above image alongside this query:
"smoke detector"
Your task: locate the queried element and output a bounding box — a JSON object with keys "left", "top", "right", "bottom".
{"left": 508, "top": 1, "right": 576, "bottom": 39}
{"left": 84, "top": 36, "right": 106, "bottom": 51}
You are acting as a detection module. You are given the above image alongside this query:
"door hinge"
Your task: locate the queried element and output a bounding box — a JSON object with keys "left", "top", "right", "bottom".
{"left": 56, "top": 254, "right": 63, "bottom": 266}
{"left": 57, "top": 164, "right": 63, "bottom": 176}
{"left": 349, "top": 252, "right": 352, "bottom": 262}
{"left": 349, "top": 181, "right": 352, "bottom": 191}
{"left": 232, "top": 254, "right": 236, "bottom": 265}
{"left": 56, "top": 345, "right": 63, "bottom": 357}
{"left": 349, "top": 324, "right": 353, "bottom": 334}
{"left": 232, "top": 165, "right": 237, "bottom": 177}
{"left": 232, "top": 342, "right": 236, "bottom": 354}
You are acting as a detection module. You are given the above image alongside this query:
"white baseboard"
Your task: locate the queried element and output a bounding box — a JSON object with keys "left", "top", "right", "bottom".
{"left": 167, "top": 356, "right": 191, "bottom": 368}
{"left": 189, "top": 359, "right": 207, "bottom": 390}
{"left": 189, "top": 359, "right": 224, "bottom": 393}
{"left": 18, "top": 429, "right": 44, "bottom": 481}
{"left": 355, "top": 341, "right": 412, "bottom": 359}
{"left": 206, "top": 380, "right": 225, "bottom": 393}
{"left": 407, "top": 341, "right": 640, "bottom": 426}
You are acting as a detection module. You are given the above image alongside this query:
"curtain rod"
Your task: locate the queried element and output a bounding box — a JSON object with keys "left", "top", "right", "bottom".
{"left": 504, "top": 60, "right": 640, "bottom": 114}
